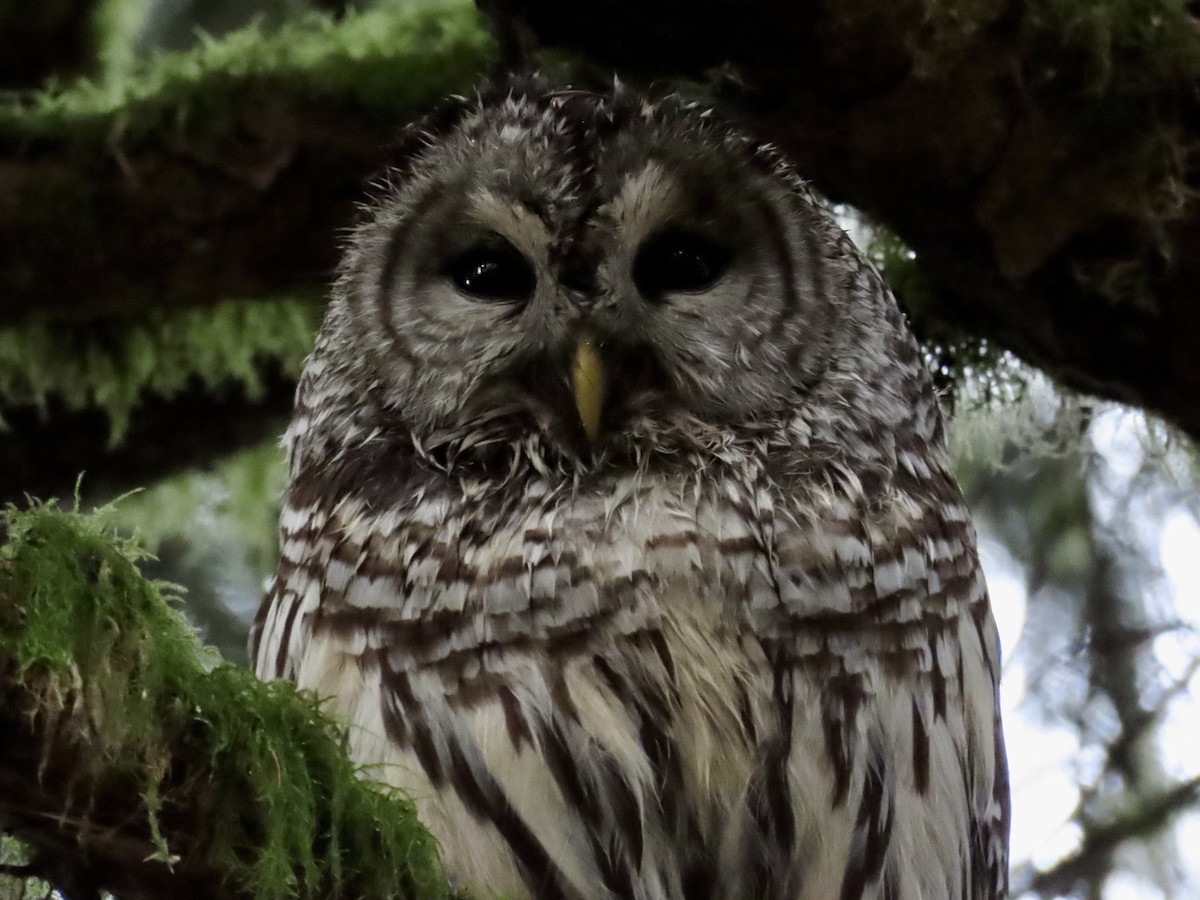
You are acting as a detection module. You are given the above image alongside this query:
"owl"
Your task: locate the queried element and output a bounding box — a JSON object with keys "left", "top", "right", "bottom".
{"left": 252, "top": 79, "right": 1010, "bottom": 900}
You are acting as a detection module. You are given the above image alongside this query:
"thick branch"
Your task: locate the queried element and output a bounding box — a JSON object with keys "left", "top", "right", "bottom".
{"left": 0, "top": 504, "right": 445, "bottom": 900}
{"left": 0, "top": 99, "right": 393, "bottom": 325}
{"left": 0, "top": 8, "right": 493, "bottom": 325}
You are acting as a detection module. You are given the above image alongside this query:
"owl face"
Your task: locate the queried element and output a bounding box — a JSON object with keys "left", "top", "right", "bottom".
{"left": 327, "top": 82, "right": 859, "bottom": 463}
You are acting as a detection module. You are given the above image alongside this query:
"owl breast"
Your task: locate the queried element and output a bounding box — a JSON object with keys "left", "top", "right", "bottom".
{"left": 256, "top": 437, "right": 1004, "bottom": 900}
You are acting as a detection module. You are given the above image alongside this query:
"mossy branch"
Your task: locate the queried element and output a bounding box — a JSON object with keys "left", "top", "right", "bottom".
{"left": 0, "top": 3, "right": 494, "bottom": 326}
{"left": 0, "top": 502, "right": 447, "bottom": 899}
{"left": 0, "top": 298, "right": 320, "bottom": 504}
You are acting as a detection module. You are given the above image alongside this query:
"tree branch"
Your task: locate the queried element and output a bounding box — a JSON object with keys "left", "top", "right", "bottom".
{"left": 1019, "top": 776, "right": 1200, "bottom": 897}
{"left": 0, "top": 503, "right": 446, "bottom": 900}
{"left": 0, "top": 7, "right": 494, "bottom": 325}
{"left": 5, "top": 1, "right": 1200, "bottom": 454}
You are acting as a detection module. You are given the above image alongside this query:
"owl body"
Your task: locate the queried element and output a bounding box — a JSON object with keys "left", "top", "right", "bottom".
{"left": 254, "top": 81, "right": 1009, "bottom": 900}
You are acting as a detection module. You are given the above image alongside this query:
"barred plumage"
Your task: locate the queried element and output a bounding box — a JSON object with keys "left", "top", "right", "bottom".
{"left": 253, "top": 79, "right": 1009, "bottom": 899}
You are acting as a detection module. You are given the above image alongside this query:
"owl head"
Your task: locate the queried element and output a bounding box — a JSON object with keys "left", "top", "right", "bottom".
{"left": 290, "top": 78, "right": 938, "bottom": 483}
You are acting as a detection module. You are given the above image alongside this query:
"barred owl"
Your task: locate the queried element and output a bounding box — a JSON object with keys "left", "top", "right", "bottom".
{"left": 252, "top": 79, "right": 1010, "bottom": 900}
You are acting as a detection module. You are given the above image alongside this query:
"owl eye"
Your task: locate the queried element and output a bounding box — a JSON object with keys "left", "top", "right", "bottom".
{"left": 446, "top": 240, "right": 536, "bottom": 301}
{"left": 633, "top": 231, "right": 729, "bottom": 298}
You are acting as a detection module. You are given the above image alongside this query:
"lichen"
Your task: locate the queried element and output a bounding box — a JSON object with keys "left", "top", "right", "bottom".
{"left": 0, "top": 501, "right": 447, "bottom": 899}
{"left": 0, "top": 297, "right": 323, "bottom": 440}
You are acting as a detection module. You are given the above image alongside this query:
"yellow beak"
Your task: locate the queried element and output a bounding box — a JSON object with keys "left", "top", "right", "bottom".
{"left": 571, "top": 337, "right": 606, "bottom": 442}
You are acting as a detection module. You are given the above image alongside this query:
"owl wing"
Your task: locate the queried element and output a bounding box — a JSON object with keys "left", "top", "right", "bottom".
{"left": 250, "top": 498, "right": 329, "bottom": 682}
{"left": 250, "top": 578, "right": 303, "bottom": 682}
{"left": 750, "top": 473, "right": 1010, "bottom": 900}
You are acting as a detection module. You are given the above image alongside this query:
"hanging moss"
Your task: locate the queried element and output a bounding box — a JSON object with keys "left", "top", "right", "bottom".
{"left": 1019, "top": 0, "right": 1200, "bottom": 235}
{"left": 93, "top": 0, "right": 147, "bottom": 80}
{"left": 0, "top": 297, "right": 323, "bottom": 440}
{"left": 0, "top": 501, "right": 447, "bottom": 899}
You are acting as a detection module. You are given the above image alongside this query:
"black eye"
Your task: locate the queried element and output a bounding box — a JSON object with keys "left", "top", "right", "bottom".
{"left": 633, "top": 231, "right": 729, "bottom": 299}
{"left": 446, "top": 239, "right": 536, "bottom": 301}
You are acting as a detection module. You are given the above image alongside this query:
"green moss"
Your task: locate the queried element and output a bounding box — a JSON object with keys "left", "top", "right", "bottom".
{"left": 2, "top": 1, "right": 494, "bottom": 142}
{"left": 0, "top": 501, "right": 446, "bottom": 899}
{"left": 0, "top": 834, "right": 49, "bottom": 899}
{"left": 0, "top": 297, "right": 322, "bottom": 440}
